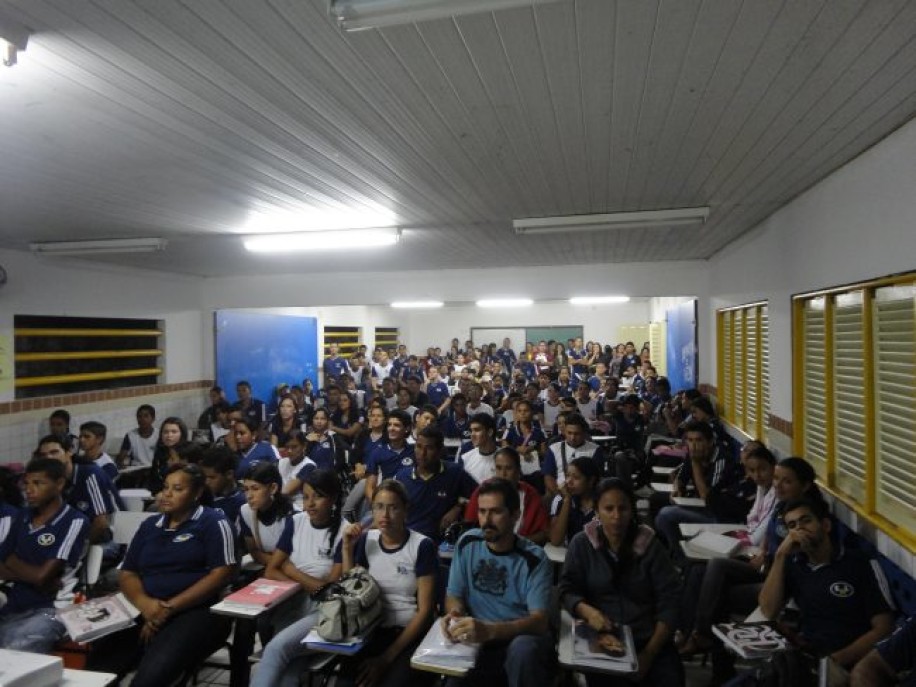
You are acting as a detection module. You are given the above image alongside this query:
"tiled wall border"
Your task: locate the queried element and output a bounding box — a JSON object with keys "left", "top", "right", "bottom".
{"left": 700, "top": 382, "right": 792, "bottom": 439}
{"left": 0, "top": 380, "right": 214, "bottom": 416}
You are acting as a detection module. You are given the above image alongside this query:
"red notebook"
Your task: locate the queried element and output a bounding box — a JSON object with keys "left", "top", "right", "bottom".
{"left": 223, "top": 579, "right": 300, "bottom": 609}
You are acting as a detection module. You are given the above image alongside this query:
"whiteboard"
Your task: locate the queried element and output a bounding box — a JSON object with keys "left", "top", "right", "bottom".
{"left": 470, "top": 328, "right": 526, "bottom": 350}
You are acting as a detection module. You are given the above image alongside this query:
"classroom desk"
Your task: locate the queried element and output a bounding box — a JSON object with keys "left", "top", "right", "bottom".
{"left": 557, "top": 610, "right": 637, "bottom": 676}
{"left": 410, "top": 621, "right": 475, "bottom": 678}
{"left": 211, "top": 589, "right": 302, "bottom": 687}
{"left": 591, "top": 435, "right": 616, "bottom": 445}
{"left": 62, "top": 669, "right": 118, "bottom": 687}
{"left": 544, "top": 543, "right": 568, "bottom": 564}
{"left": 679, "top": 539, "right": 760, "bottom": 562}
{"left": 119, "top": 488, "right": 153, "bottom": 512}
{"left": 679, "top": 523, "right": 746, "bottom": 538}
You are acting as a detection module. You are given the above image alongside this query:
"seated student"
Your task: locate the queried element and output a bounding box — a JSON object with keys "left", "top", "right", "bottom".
{"left": 757, "top": 498, "right": 895, "bottom": 676}
{"left": 282, "top": 409, "right": 349, "bottom": 498}
{"left": 235, "top": 379, "right": 267, "bottom": 424}
{"left": 542, "top": 383, "right": 563, "bottom": 433}
{"left": 465, "top": 448, "right": 549, "bottom": 546}
{"left": 654, "top": 420, "right": 740, "bottom": 552}
{"left": 79, "top": 421, "right": 118, "bottom": 482}
{"left": 440, "top": 393, "right": 472, "bottom": 441}
{"left": 395, "top": 426, "right": 475, "bottom": 541}
{"left": 277, "top": 430, "right": 315, "bottom": 510}
{"left": 337, "top": 480, "right": 437, "bottom": 687}
{"left": 559, "top": 478, "right": 683, "bottom": 686}
{"left": 0, "top": 458, "right": 90, "bottom": 653}
{"left": 97, "top": 464, "right": 237, "bottom": 687}
{"left": 341, "top": 405, "right": 388, "bottom": 520}
{"left": 235, "top": 416, "right": 280, "bottom": 480}
{"left": 240, "top": 462, "right": 296, "bottom": 567}
{"left": 329, "top": 391, "right": 365, "bottom": 442}
{"left": 502, "top": 399, "right": 547, "bottom": 482}
{"left": 377, "top": 376, "right": 398, "bottom": 410}
{"left": 574, "top": 383, "right": 599, "bottom": 428}
{"left": 549, "top": 456, "right": 600, "bottom": 546}
{"left": 677, "top": 445, "right": 779, "bottom": 657}
{"left": 36, "top": 434, "right": 119, "bottom": 544}
{"left": 117, "top": 404, "right": 159, "bottom": 468}
{"left": 200, "top": 446, "right": 246, "bottom": 542}
{"left": 269, "top": 395, "right": 302, "bottom": 448}
{"left": 148, "top": 416, "right": 191, "bottom": 494}
{"left": 394, "top": 387, "right": 419, "bottom": 420}
{"left": 252, "top": 470, "right": 348, "bottom": 687}
{"left": 542, "top": 413, "right": 605, "bottom": 498}
{"left": 209, "top": 400, "right": 233, "bottom": 445}
{"left": 457, "top": 414, "right": 500, "bottom": 486}
{"left": 411, "top": 405, "right": 440, "bottom": 443}
{"left": 466, "top": 382, "right": 495, "bottom": 418}
{"left": 48, "top": 408, "right": 80, "bottom": 452}
{"left": 197, "top": 385, "right": 226, "bottom": 430}
{"left": 610, "top": 394, "right": 647, "bottom": 456}
{"left": 442, "top": 478, "right": 556, "bottom": 687}
{"left": 361, "top": 409, "right": 415, "bottom": 505}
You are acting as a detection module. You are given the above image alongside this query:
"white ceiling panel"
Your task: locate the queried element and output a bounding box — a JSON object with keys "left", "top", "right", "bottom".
{"left": 0, "top": 0, "right": 913, "bottom": 276}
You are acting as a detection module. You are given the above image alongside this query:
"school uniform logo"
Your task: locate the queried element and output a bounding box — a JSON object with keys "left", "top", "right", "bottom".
{"left": 396, "top": 563, "right": 414, "bottom": 575}
{"left": 77, "top": 501, "right": 89, "bottom": 512}
{"left": 37, "top": 533, "right": 56, "bottom": 546}
{"left": 173, "top": 533, "right": 194, "bottom": 543}
{"left": 401, "top": 458, "right": 413, "bottom": 466}
{"left": 437, "top": 491, "right": 448, "bottom": 499}
{"left": 830, "top": 581, "right": 855, "bottom": 598}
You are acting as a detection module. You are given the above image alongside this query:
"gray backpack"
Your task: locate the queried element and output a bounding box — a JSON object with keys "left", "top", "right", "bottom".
{"left": 316, "top": 566, "right": 383, "bottom": 641}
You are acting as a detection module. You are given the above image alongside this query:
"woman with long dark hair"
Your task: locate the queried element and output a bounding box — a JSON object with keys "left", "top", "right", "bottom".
{"left": 252, "top": 469, "right": 348, "bottom": 687}
{"left": 147, "top": 416, "right": 190, "bottom": 494}
{"left": 549, "top": 456, "right": 600, "bottom": 546}
{"left": 559, "top": 478, "right": 683, "bottom": 685}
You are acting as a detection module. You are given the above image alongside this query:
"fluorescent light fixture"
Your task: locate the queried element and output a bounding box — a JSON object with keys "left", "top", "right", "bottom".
{"left": 244, "top": 227, "right": 400, "bottom": 253}
{"left": 0, "top": 10, "right": 31, "bottom": 67}
{"left": 240, "top": 205, "right": 397, "bottom": 234}
{"left": 569, "top": 295, "right": 631, "bottom": 305}
{"left": 476, "top": 298, "right": 533, "bottom": 308}
{"left": 390, "top": 300, "right": 444, "bottom": 309}
{"left": 513, "top": 207, "right": 709, "bottom": 236}
{"left": 331, "top": 0, "right": 562, "bottom": 31}
{"left": 29, "top": 237, "right": 167, "bottom": 256}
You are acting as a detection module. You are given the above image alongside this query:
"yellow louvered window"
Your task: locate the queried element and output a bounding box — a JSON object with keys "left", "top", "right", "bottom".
{"left": 802, "top": 297, "right": 829, "bottom": 480}
{"left": 873, "top": 285, "right": 916, "bottom": 534}
{"left": 833, "top": 292, "right": 866, "bottom": 503}
{"left": 716, "top": 303, "right": 769, "bottom": 440}
{"left": 793, "top": 274, "right": 916, "bottom": 550}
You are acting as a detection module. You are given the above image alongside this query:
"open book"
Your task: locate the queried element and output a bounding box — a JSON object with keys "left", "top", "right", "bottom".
{"left": 712, "top": 622, "right": 789, "bottom": 659}
{"left": 572, "top": 621, "right": 638, "bottom": 674}
{"left": 56, "top": 593, "right": 137, "bottom": 643}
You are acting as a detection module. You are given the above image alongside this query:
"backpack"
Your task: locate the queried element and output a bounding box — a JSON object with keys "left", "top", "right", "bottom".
{"left": 316, "top": 566, "right": 383, "bottom": 641}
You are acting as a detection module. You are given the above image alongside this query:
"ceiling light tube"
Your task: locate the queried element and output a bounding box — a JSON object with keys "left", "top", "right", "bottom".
{"left": 476, "top": 298, "right": 533, "bottom": 308}
{"left": 331, "top": 0, "right": 562, "bottom": 31}
{"left": 0, "top": 10, "right": 31, "bottom": 67}
{"left": 569, "top": 295, "right": 631, "bottom": 305}
{"left": 244, "top": 227, "right": 400, "bottom": 253}
{"left": 390, "top": 300, "right": 444, "bottom": 309}
{"left": 29, "top": 237, "right": 167, "bottom": 255}
{"left": 513, "top": 207, "right": 709, "bottom": 236}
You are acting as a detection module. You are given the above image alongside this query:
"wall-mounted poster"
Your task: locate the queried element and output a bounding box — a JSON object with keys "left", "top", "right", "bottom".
{"left": 666, "top": 300, "right": 697, "bottom": 392}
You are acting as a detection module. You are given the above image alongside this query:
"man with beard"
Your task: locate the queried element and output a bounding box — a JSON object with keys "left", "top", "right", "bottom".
{"left": 442, "top": 478, "right": 555, "bottom": 687}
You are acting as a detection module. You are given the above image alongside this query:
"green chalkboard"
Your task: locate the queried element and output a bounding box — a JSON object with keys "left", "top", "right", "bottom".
{"left": 524, "top": 326, "right": 584, "bottom": 347}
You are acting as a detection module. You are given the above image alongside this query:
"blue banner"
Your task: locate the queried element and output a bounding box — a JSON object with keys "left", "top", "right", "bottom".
{"left": 666, "top": 300, "right": 697, "bottom": 392}
{"left": 215, "top": 311, "right": 319, "bottom": 408}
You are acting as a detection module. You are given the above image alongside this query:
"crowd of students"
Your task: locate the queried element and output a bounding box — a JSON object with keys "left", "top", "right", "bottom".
{"left": 0, "top": 337, "right": 913, "bottom": 687}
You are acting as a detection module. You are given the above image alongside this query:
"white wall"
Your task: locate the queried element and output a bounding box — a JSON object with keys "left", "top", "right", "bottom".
{"left": 199, "top": 261, "right": 709, "bottom": 307}
{"left": 0, "top": 248, "right": 208, "bottom": 399}
{"left": 704, "top": 116, "right": 916, "bottom": 421}
{"left": 400, "top": 299, "right": 652, "bottom": 353}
